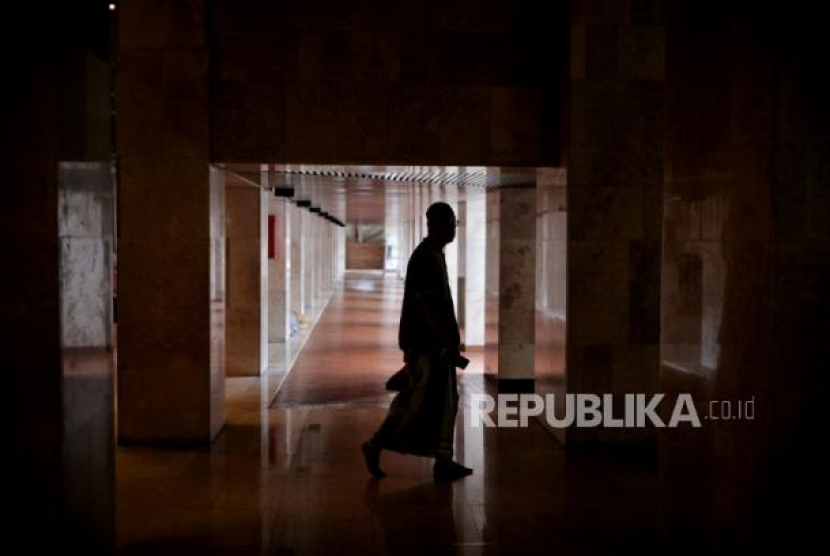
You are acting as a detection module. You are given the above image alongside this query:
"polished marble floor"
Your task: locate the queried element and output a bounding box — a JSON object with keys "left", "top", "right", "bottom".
{"left": 116, "top": 271, "right": 661, "bottom": 555}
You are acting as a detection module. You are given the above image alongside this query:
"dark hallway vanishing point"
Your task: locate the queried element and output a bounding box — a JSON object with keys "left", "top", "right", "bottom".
{"left": 5, "top": 0, "right": 830, "bottom": 555}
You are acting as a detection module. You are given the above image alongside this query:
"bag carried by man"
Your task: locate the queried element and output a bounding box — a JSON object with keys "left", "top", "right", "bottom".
{"left": 385, "top": 354, "right": 469, "bottom": 392}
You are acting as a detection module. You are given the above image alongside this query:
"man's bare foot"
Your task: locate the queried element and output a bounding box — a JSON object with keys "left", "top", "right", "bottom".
{"left": 433, "top": 457, "right": 473, "bottom": 481}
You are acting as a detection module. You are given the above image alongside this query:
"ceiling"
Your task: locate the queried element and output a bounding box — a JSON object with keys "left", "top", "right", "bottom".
{"left": 219, "top": 163, "right": 540, "bottom": 225}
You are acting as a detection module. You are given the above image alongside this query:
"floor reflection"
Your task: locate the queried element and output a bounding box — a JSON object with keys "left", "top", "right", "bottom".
{"left": 117, "top": 271, "right": 666, "bottom": 555}
{"left": 364, "top": 480, "right": 459, "bottom": 556}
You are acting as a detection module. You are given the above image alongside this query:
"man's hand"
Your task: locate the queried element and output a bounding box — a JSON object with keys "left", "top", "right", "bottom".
{"left": 440, "top": 345, "right": 460, "bottom": 364}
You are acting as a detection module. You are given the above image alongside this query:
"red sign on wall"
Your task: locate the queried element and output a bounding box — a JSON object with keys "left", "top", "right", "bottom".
{"left": 268, "top": 215, "right": 276, "bottom": 259}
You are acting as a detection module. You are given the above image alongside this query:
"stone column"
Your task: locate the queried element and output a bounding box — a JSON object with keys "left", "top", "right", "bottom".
{"left": 317, "top": 216, "right": 326, "bottom": 298}
{"left": 660, "top": 3, "right": 830, "bottom": 544}
{"left": 289, "top": 201, "right": 303, "bottom": 327}
{"left": 324, "top": 220, "right": 330, "bottom": 290}
{"left": 318, "top": 217, "right": 326, "bottom": 294}
{"left": 484, "top": 189, "right": 500, "bottom": 381}
{"left": 60, "top": 161, "right": 117, "bottom": 551}
{"left": 465, "top": 185, "right": 487, "bottom": 346}
{"left": 333, "top": 223, "right": 341, "bottom": 281}
{"left": 456, "top": 198, "right": 467, "bottom": 330}
{"left": 402, "top": 187, "right": 411, "bottom": 275}
{"left": 402, "top": 212, "right": 412, "bottom": 278}
{"left": 117, "top": 0, "right": 225, "bottom": 443}
{"left": 337, "top": 225, "right": 346, "bottom": 280}
{"left": 384, "top": 187, "right": 400, "bottom": 274}
{"left": 5, "top": 7, "right": 116, "bottom": 549}
{"left": 485, "top": 184, "right": 537, "bottom": 392}
{"left": 324, "top": 220, "right": 331, "bottom": 295}
{"left": 301, "top": 208, "right": 314, "bottom": 317}
{"left": 326, "top": 222, "right": 335, "bottom": 292}
{"left": 566, "top": 0, "right": 664, "bottom": 444}
{"left": 259, "top": 188, "right": 269, "bottom": 366}
{"left": 225, "top": 175, "right": 266, "bottom": 376}
{"left": 444, "top": 181, "right": 460, "bottom": 316}
{"left": 315, "top": 216, "right": 324, "bottom": 307}
{"left": 268, "top": 195, "right": 289, "bottom": 344}
{"left": 534, "top": 168, "right": 567, "bottom": 445}
{"left": 309, "top": 214, "right": 319, "bottom": 314}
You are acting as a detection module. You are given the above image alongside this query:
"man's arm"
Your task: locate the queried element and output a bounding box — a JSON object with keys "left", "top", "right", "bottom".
{"left": 417, "top": 297, "right": 459, "bottom": 360}
{"left": 418, "top": 298, "right": 451, "bottom": 343}
{"left": 407, "top": 248, "right": 459, "bottom": 358}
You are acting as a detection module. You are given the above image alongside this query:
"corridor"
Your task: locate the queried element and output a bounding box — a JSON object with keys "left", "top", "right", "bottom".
{"left": 116, "top": 271, "right": 658, "bottom": 556}
{"left": 8, "top": 1, "right": 829, "bottom": 553}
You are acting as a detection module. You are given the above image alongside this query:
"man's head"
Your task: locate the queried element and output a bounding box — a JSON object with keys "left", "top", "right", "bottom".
{"left": 426, "top": 202, "right": 457, "bottom": 246}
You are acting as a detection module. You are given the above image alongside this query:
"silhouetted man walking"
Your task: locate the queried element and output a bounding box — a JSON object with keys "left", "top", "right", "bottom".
{"left": 362, "top": 202, "right": 473, "bottom": 481}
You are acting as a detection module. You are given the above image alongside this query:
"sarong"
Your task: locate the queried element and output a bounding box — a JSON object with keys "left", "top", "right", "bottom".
{"left": 371, "top": 350, "right": 458, "bottom": 458}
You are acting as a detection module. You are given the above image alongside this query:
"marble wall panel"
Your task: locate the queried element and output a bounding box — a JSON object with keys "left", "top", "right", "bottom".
{"left": 566, "top": 0, "right": 664, "bottom": 445}
{"left": 535, "top": 168, "right": 566, "bottom": 444}
{"left": 660, "top": 3, "right": 830, "bottom": 548}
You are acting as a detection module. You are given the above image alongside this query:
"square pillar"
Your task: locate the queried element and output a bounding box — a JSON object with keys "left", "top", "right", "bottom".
{"left": 485, "top": 184, "right": 537, "bottom": 392}
{"left": 268, "top": 196, "right": 289, "bottom": 344}
{"left": 301, "top": 209, "right": 314, "bottom": 316}
{"left": 465, "top": 186, "right": 487, "bottom": 346}
{"left": 289, "top": 201, "right": 304, "bottom": 325}
{"left": 443, "top": 181, "right": 460, "bottom": 316}
{"left": 566, "top": 0, "right": 664, "bottom": 444}
{"left": 6, "top": 12, "right": 117, "bottom": 547}
{"left": 116, "top": 0, "right": 225, "bottom": 444}
{"left": 534, "top": 168, "right": 567, "bottom": 444}
{"left": 225, "top": 175, "right": 267, "bottom": 376}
